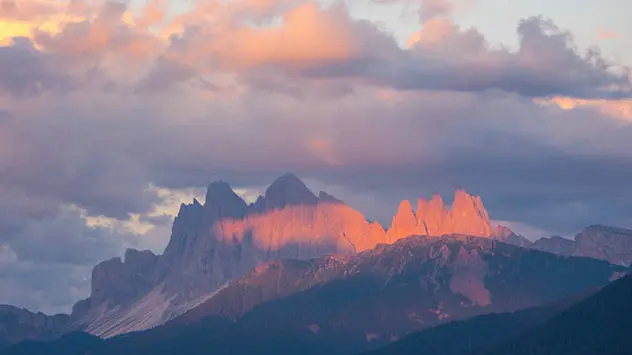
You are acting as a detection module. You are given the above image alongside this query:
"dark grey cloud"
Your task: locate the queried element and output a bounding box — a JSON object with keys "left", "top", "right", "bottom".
{"left": 1, "top": 0, "right": 632, "bottom": 314}
{"left": 0, "top": 38, "right": 74, "bottom": 97}
{"left": 0, "top": 185, "right": 148, "bottom": 314}
{"left": 0, "top": 258, "right": 92, "bottom": 314}
{"left": 299, "top": 17, "right": 631, "bottom": 99}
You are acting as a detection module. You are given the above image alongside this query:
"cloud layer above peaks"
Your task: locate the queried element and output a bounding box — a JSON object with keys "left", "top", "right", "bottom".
{"left": 1, "top": 0, "right": 632, "bottom": 313}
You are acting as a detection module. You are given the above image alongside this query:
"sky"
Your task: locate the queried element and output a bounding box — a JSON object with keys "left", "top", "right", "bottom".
{"left": 0, "top": 0, "right": 631, "bottom": 314}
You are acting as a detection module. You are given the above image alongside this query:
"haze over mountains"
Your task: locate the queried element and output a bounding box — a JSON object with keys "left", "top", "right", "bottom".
{"left": 1, "top": 173, "right": 632, "bottom": 354}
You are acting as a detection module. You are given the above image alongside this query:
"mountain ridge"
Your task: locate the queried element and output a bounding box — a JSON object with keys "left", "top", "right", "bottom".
{"left": 3, "top": 235, "right": 626, "bottom": 355}
{"left": 2, "top": 173, "right": 632, "bottom": 346}
{"left": 7, "top": 173, "right": 497, "bottom": 341}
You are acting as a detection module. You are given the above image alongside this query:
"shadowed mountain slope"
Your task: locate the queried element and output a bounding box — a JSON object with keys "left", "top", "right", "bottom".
{"left": 477, "top": 273, "right": 632, "bottom": 355}
{"left": 2, "top": 236, "right": 627, "bottom": 355}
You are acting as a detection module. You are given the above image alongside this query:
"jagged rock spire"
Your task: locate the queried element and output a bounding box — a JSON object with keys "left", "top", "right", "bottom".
{"left": 263, "top": 173, "right": 318, "bottom": 211}
{"left": 204, "top": 181, "right": 247, "bottom": 219}
{"left": 389, "top": 190, "right": 493, "bottom": 240}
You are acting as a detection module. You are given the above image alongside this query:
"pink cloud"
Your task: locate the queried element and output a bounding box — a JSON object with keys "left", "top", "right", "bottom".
{"left": 218, "top": 3, "right": 356, "bottom": 69}
{"left": 597, "top": 29, "right": 619, "bottom": 40}
{"left": 159, "top": 1, "right": 382, "bottom": 75}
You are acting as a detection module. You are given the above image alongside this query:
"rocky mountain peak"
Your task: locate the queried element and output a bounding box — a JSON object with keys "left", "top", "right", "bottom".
{"left": 418, "top": 193, "right": 449, "bottom": 235}
{"left": 388, "top": 190, "right": 494, "bottom": 241}
{"left": 204, "top": 181, "right": 247, "bottom": 220}
{"left": 452, "top": 190, "right": 488, "bottom": 219}
{"left": 54, "top": 180, "right": 507, "bottom": 339}
{"left": 387, "top": 200, "right": 418, "bottom": 241}
{"left": 574, "top": 225, "right": 632, "bottom": 266}
{"left": 318, "top": 191, "right": 343, "bottom": 204}
{"left": 491, "top": 225, "right": 514, "bottom": 239}
{"left": 447, "top": 189, "right": 492, "bottom": 237}
{"left": 263, "top": 173, "right": 318, "bottom": 211}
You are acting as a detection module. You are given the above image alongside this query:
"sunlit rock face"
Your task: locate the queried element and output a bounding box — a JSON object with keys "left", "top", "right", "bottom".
{"left": 176, "top": 235, "right": 626, "bottom": 347}
{"left": 21, "top": 174, "right": 505, "bottom": 339}
{"left": 387, "top": 190, "right": 493, "bottom": 241}
{"left": 69, "top": 174, "right": 394, "bottom": 337}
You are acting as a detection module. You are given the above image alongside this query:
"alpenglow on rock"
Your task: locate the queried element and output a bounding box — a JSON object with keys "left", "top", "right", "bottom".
{"left": 1, "top": 174, "right": 504, "bottom": 343}
{"left": 387, "top": 190, "right": 493, "bottom": 241}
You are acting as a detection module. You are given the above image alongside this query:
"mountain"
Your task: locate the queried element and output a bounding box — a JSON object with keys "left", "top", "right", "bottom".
{"left": 0, "top": 174, "right": 502, "bottom": 341}
{"left": 489, "top": 225, "right": 632, "bottom": 267}
{"left": 172, "top": 235, "right": 625, "bottom": 348}
{"left": 477, "top": 273, "right": 632, "bottom": 355}
{"left": 386, "top": 190, "right": 492, "bottom": 241}
{"left": 532, "top": 225, "right": 632, "bottom": 266}
{"left": 64, "top": 174, "right": 392, "bottom": 338}
{"left": 1, "top": 332, "right": 104, "bottom": 355}
{"left": 361, "top": 290, "right": 593, "bottom": 355}
{"left": 3, "top": 172, "right": 630, "bottom": 346}
{"left": 366, "top": 269, "right": 632, "bottom": 355}
{"left": 0, "top": 306, "right": 70, "bottom": 347}
{"left": 4, "top": 235, "right": 625, "bottom": 355}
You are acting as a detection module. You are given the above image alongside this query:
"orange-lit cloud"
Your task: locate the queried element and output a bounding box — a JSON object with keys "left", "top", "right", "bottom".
{"left": 0, "top": 0, "right": 89, "bottom": 44}
{"left": 0, "top": 14, "right": 83, "bottom": 45}
{"left": 162, "top": 2, "right": 361, "bottom": 73}
{"left": 597, "top": 29, "right": 619, "bottom": 40}
{"left": 536, "top": 96, "right": 632, "bottom": 121}
{"left": 306, "top": 136, "right": 342, "bottom": 165}
{"left": 226, "top": 3, "right": 355, "bottom": 68}
{"left": 406, "top": 18, "right": 455, "bottom": 47}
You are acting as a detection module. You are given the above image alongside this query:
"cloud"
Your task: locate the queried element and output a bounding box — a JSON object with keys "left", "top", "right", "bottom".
{"left": 417, "top": 0, "right": 455, "bottom": 22}
{"left": 0, "top": 37, "right": 74, "bottom": 97}
{"left": 372, "top": 0, "right": 464, "bottom": 22}
{"left": 537, "top": 96, "right": 632, "bottom": 121}
{"left": 0, "top": 183, "right": 202, "bottom": 313}
{"left": 373, "top": 17, "right": 631, "bottom": 99}
{"left": 145, "top": 2, "right": 632, "bottom": 99}
{"left": 597, "top": 29, "right": 619, "bottom": 40}
{"left": 1, "top": 0, "right": 632, "bottom": 313}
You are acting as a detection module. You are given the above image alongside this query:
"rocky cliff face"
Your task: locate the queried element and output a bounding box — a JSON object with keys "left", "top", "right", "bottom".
{"left": 70, "top": 177, "right": 503, "bottom": 337}
{"left": 533, "top": 225, "right": 632, "bottom": 266}
{"left": 387, "top": 190, "right": 493, "bottom": 241}
{"left": 67, "top": 174, "right": 394, "bottom": 337}
{"left": 173, "top": 235, "right": 626, "bottom": 349}
{"left": 2, "top": 172, "right": 631, "bottom": 346}
{"left": 0, "top": 306, "right": 70, "bottom": 346}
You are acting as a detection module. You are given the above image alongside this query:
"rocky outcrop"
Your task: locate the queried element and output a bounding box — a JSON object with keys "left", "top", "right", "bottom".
{"left": 1, "top": 173, "right": 562, "bottom": 344}
{"left": 0, "top": 306, "right": 70, "bottom": 346}
{"left": 318, "top": 191, "right": 343, "bottom": 204}
{"left": 533, "top": 236, "right": 575, "bottom": 256}
{"left": 87, "top": 249, "right": 159, "bottom": 309}
{"left": 533, "top": 225, "right": 632, "bottom": 266}
{"left": 574, "top": 225, "right": 632, "bottom": 265}
{"left": 65, "top": 174, "right": 396, "bottom": 337}
{"left": 260, "top": 173, "right": 319, "bottom": 211}
{"left": 387, "top": 201, "right": 418, "bottom": 243}
{"left": 6, "top": 176, "right": 505, "bottom": 339}
{"left": 491, "top": 225, "right": 534, "bottom": 248}
{"left": 175, "top": 235, "right": 626, "bottom": 347}
{"left": 387, "top": 190, "right": 493, "bottom": 241}
{"left": 3, "top": 172, "right": 631, "bottom": 346}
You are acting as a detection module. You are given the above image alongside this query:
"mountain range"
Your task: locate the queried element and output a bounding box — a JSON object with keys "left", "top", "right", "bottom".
{"left": 365, "top": 271, "right": 632, "bottom": 355}
{"left": 1, "top": 173, "right": 632, "bottom": 354}
{"left": 1, "top": 235, "right": 627, "bottom": 355}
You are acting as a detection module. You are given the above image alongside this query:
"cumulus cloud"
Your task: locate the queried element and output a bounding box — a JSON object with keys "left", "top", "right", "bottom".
{"left": 1, "top": 0, "right": 632, "bottom": 313}
{"left": 0, "top": 37, "right": 74, "bottom": 96}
